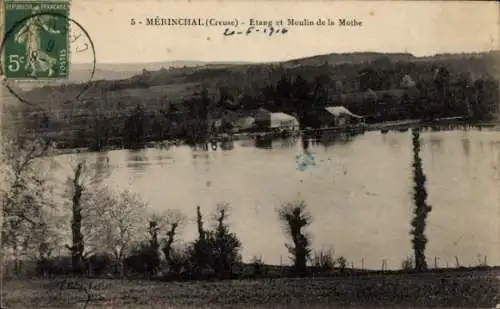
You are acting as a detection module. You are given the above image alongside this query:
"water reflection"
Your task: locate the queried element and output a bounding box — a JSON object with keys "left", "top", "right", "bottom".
{"left": 319, "top": 133, "right": 357, "bottom": 149}
{"left": 220, "top": 140, "right": 235, "bottom": 151}
{"left": 126, "top": 149, "right": 149, "bottom": 173}
{"left": 191, "top": 143, "right": 210, "bottom": 152}
{"left": 255, "top": 136, "right": 273, "bottom": 149}
{"left": 155, "top": 154, "right": 174, "bottom": 167}
{"left": 190, "top": 144, "right": 211, "bottom": 163}
{"left": 239, "top": 139, "right": 255, "bottom": 148}
{"left": 277, "top": 137, "right": 297, "bottom": 149}
{"left": 387, "top": 136, "right": 401, "bottom": 152}
{"left": 477, "top": 140, "right": 485, "bottom": 152}
{"left": 301, "top": 138, "right": 310, "bottom": 151}
{"left": 461, "top": 138, "right": 471, "bottom": 158}
{"left": 427, "top": 136, "right": 444, "bottom": 154}
{"left": 297, "top": 138, "right": 316, "bottom": 171}
{"left": 303, "top": 132, "right": 361, "bottom": 150}
{"left": 93, "top": 152, "right": 110, "bottom": 176}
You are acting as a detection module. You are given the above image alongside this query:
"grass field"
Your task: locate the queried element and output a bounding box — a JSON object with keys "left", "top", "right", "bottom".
{"left": 3, "top": 270, "right": 499, "bottom": 309}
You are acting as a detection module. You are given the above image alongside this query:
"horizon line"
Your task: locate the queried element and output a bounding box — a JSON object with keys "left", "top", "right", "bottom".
{"left": 70, "top": 49, "right": 500, "bottom": 66}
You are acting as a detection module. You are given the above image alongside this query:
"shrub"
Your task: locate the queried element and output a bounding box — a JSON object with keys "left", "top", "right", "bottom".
{"left": 86, "top": 252, "right": 115, "bottom": 276}
{"left": 401, "top": 256, "right": 414, "bottom": 271}
{"left": 188, "top": 204, "right": 242, "bottom": 279}
{"left": 35, "top": 256, "right": 73, "bottom": 278}
{"left": 124, "top": 242, "right": 162, "bottom": 278}
{"left": 336, "top": 256, "right": 347, "bottom": 272}
{"left": 165, "top": 245, "right": 191, "bottom": 279}
{"left": 312, "top": 248, "right": 336, "bottom": 271}
{"left": 207, "top": 205, "right": 242, "bottom": 278}
{"left": 251, "top": 255, "right": 266, "bottom": 277}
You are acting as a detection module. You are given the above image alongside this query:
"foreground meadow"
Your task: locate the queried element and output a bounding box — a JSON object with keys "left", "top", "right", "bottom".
{"left": 4, "top": 270, "right": 500, "bottom": 309}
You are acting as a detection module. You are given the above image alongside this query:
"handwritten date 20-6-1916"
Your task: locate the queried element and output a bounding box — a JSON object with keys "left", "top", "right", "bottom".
{"left": 223, "top": 26, "right": 288, "bottom": 37}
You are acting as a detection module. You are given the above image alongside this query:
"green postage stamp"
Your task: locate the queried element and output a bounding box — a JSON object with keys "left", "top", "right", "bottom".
{"left": 2, "top": 0, "right": 70, "bottom": 80}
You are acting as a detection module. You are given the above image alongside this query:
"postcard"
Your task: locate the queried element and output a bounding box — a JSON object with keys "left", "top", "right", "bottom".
{"left": 1, "top": 1, "right": 499, "bottom": 308}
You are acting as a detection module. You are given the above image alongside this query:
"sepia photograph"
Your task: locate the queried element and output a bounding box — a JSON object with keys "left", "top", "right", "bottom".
{"left": 0, "top": 0, "right": 499, "bottom": 308}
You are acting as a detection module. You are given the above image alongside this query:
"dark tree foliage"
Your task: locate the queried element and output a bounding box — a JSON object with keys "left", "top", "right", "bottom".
{"left": 151, "top": 111, "right": 171, "bottom": 141}
{"left": 89, "top": 114, "right": 111, "bottom": 151}
{"left": 189, "top": 206, "right": 214, "bottom": 278}
{"left": 66, "top": 162, "right": 86, "bottom": 275}
{"left": 275, "top": 73, "right": 292, "bottom": 111}
{"left": 312, "top": 74, "right": 331, "bottom": 109}
{"left": 291, "top": 75, "right": 312, "bottom": 127}
{"left": 410, "top": 129, "right": 432, "bottom": 272}
{"left": 123, "top": 219, "right": 164, "bottom": 278}
{"left": 124, "top": 242, "right": 161, "bottom": 278}
{"left": 185, "top": 89, "right": 211, "bottom": 144}
{"left": 196, "top": 205, "right": 205, "bottom": 240}
{"left": 469, "top": 77, "right": 499, "bottom": 120}
{"left": 188, "top": 205, "right": 242, "bottom": 279}
{"left": 162, "top": 221, "right": 179, "bottom": 262}
{"left": 278, "top": 200, "right": 312, "bottom": 275}
{"left": 148, "top": 220, "right": 161, "bottom": 255}
{"left": 35, "top": 256, "right": 71, "bottom": 278}
{"left": 123, "top": 105, "right": 147, "bottom": 149}
{"left": 359, "top": 67, "right": 383, "bottom": 91}
{"left": 86, "top": 252, "right": 115, "bottom": 276}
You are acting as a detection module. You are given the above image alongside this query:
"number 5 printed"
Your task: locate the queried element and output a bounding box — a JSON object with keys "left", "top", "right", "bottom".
{"left": 8, "top": 54, "right": 25, "bottom": 72}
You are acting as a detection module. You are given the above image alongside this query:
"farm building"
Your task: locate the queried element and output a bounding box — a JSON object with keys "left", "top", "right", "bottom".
{"left": 254, "top": 109, "right": 299, "bottom": 131}
{"left": 325, "top": 106, "right": 364, "bottom": 126}
{"left": 232, "top": 116, "right": 256, "bottom": 131}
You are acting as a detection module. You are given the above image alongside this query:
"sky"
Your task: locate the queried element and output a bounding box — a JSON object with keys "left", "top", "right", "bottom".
{"left": 24, "top": 0, "right": 500, "bottom": 63}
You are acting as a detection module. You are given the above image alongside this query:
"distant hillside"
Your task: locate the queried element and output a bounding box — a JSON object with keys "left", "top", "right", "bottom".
{"left": 5, "top": 50, "right": 499, "bottom": 116}
{"left": 283, "top": 52, "right": 416, "bottom": 67}
{"left": 68, "top": 60, "right": 254, "bottom": 83}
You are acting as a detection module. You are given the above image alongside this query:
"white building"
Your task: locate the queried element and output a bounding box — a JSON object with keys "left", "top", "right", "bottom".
{"left": 255, "top": 109, "right": 299, "bottom": 131}
{"left": 325, "top": 106, "right": 364, "bottom": 126}
{"left": 269, "top": 112, "right": 299, "bottom": 130}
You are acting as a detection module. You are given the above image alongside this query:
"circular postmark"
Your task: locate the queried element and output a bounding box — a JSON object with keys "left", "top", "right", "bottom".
{"left": 0, "top": 10, "right": 96, "bottom": 108}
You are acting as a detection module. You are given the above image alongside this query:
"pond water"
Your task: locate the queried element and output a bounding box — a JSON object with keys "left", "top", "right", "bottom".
{"left": 56, "top": 129, "right": 500, "bottom": 270}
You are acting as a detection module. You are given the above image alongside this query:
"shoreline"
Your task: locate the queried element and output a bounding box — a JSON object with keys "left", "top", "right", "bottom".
{"left": 50, "top": 119, "right": 500, "bottom": 157}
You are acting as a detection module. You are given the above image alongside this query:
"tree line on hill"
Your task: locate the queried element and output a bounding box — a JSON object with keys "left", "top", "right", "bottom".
{"left": 11, "top": 55, "right": 500, "bottom": 151}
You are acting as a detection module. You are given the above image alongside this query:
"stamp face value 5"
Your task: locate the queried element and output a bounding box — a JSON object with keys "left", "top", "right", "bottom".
{"left": 2, "top": 0, "right": 69, "bottom": 80}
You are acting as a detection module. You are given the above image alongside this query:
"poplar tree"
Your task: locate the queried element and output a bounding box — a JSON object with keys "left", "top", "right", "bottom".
{"left": 410, "top": 128, "right": 432, "bottom": 272}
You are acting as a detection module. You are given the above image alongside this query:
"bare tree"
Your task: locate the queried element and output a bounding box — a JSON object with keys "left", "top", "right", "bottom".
{"left": 144, "top": 210, "right": 185, "bottom": 269}
{"left": 1, "top": 138, "right": 53, "bottom": 238}
{"left": 27, "top": 208, "right": 67, "bottom": 261}
{"left": 95, "top": 189, "right": 147, "bottom": 277}
{"left": 161, "top": 210, "right": 185, "bottom": 262}
{"left": 146, "top": 212, "right": 162, "bottom": 258}
{"left": 123, "top": 210, "right": 183, "bottom": 278}
{"left": 0, "top": 137, "right": 60, "bottom": 273}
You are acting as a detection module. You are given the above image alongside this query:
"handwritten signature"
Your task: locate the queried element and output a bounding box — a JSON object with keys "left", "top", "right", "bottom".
{"left": 51, "top": 278, "right": 109, "bottom": 309}
{"left": 223, "top": 26, "right": 288, "bottom": 37}
{"left": 70, "top": 31, "right": 89, "bottom": 53}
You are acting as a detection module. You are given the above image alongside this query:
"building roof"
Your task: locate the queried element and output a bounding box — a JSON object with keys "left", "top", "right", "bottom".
{"left": 325, "top": 106, "right": 363, "bottom": 118}
{"left": 270, "top": 112, "right": 297, "bottom": 122}
{"left": 400, "top": 74, "right": 416, "bottom": 88}
{"left": 234, "top": 116, "right": 255, "bottom": 129}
